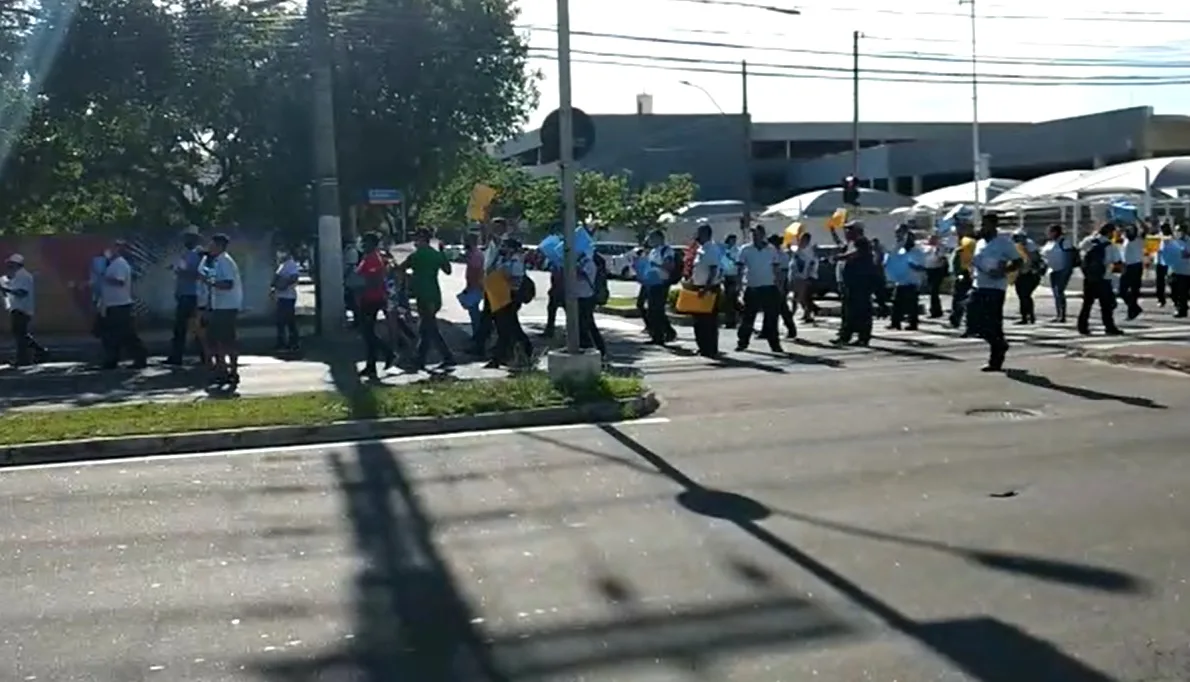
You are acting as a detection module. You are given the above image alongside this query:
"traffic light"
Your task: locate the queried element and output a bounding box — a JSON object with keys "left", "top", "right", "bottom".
{"left": 841, "top": 176, "right": 860, "bottom": 206}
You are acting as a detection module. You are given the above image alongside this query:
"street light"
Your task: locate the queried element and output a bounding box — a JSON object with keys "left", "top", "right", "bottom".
{"left": 959, "top": 0, "right": 982, "bottom": 229}
{"left": 678, "top": 80, "right": 726, "bottom": 114}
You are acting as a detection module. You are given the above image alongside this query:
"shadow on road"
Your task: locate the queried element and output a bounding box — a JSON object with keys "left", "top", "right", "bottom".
{"left": 597, "top": 423, "right": 1132, "bottom": 682}
{"left": 1004, "top": 368, "right": 1167, "bottom": 409}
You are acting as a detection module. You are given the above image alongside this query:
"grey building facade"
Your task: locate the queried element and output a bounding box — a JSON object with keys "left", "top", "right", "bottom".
{"left": 493, "top": 107, "right": 1190, "bottom": 204}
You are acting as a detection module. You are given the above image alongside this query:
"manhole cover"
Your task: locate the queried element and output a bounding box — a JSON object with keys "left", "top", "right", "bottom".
{"left": 964, "top": 407, "right": 1039, "bottom": 420}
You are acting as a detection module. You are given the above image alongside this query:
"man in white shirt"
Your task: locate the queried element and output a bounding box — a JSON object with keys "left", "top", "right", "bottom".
{"left": 471, "top": 216, "right": 509, "bottom": 355}
{"left": 720, "top": 233, "right": 741, "bottom": 329}
{"left": 1165, "top": 223, "right": 1190, "bottom": 317}
{"left": 884, "top": 229, "right": 926, "bottom": 331}
{"left": 1076, "top": 224, "right": 1123, "bottom": 336}
{"left": 689, "top": 223, "right": 724, "bottom": 358}
{"left": 100, "top": 241, "right": 148, "bottom": 370}
{"left": 2, "top": 254, "right": 48, "bottom": 366}
{"left": 735, "top": 225, "right": 782, "bottom": 353}
{"left": 206, "top": 233, "right": 244, "bottom": 384}
{"left": 643, "top": 229, "right": 678, "bottom": 344}
{"left": 273, "top": 248, "right": 302, "bottom": 351}
{"left": 1118, "top": 224, "right": 1145, "bottom": 320}
{"left": 968, "top": 214, "right": 1022, "bottom": 372}
{"left": 767, "top": 234, "right": 797, "bottom": 339}
{"left": 921, "top": 233, "right": 949, "bottom": 319}
{"left": 789, "top": 232, "right": 819, "bottom": 324}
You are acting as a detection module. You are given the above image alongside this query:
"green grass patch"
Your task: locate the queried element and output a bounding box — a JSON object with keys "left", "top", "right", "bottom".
{"left": 603, "top": 295, "right": 638, "bottom": 309}
{"left": 0, "top": 373, "right": 644, "bottom": 446}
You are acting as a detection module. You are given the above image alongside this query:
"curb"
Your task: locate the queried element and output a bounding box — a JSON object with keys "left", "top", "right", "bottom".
{"left": 1066, "top": 348, "right": 1190, "bottom": 375}
{"left": 598, "top": 305, "right": 853, "bottom": 325}
{"left": 0, "top": 392, "right": 661, "bottom": 467}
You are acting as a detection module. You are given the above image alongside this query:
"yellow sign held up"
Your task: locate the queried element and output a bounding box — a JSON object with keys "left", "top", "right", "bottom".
{"left": 826, "top": 207, "right": 848, "bottom": 231}
{"left": 467, "top": 183, "right": 497, "bottom": 221}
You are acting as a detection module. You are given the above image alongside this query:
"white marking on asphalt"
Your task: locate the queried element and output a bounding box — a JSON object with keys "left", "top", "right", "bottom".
{"left": 0, "top": 416, "right": 672, "bottom": 472}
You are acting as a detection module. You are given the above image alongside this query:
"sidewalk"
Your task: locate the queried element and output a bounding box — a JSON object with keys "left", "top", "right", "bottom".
{"left": 1069, "top": 342, "right": 1190, "bottom": 374}
{"left": 0, "top": 323, "right": 317, "bottom": 363}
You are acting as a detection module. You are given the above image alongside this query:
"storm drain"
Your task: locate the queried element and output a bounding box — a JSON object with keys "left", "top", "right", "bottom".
{"left": 964, "top": 407, "right": 1041, "bottom": 420}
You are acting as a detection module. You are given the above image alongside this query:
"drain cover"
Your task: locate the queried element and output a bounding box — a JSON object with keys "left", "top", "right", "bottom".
{"left": 965, "top": 407, "right": 1039, "bottom": 420}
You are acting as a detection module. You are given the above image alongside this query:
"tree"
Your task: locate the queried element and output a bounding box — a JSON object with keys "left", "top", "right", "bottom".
{"left": 622, "top": 173, "right": 698, "bottom": 239}
{"left": 416, "top": 149, "right": 533, "bottom": 228}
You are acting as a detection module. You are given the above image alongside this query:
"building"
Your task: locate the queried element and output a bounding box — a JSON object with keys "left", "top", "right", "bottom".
{"left": 492, "top": 106, "right": 1190, "bottom": 205}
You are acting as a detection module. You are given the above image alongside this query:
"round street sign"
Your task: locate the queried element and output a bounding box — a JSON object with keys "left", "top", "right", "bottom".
{"left": 539, "top": 107, "right": 596, "bottom": 164}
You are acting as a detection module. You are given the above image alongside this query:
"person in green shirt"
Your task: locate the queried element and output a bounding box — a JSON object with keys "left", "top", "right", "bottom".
{"left": 400, "top": 228, "right": 456, "bottom": 370}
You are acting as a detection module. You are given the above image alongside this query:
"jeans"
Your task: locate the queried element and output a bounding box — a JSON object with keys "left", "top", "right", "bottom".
{"left": 577, "top": 297, "right": 606, "bottom": 355}
{"left": 1171, "top": 273, "right": 1190, "bottom": 317}
{"left": 101, "top": 304, "right": 148, "bottom": 367}
{"left": 9, "top": 310, "right": 46, "bottom": 365}
{"left": 1155, "top": 264, "right": 1169, "bottom": 306}
{"left": 968, "top": 288, "right": 1008, "bottom": 369}
{"left": 1119, "top": 263, "right": 1144, "bottom": 317}
{"left": 645, "top": 284, "right": 675, "bottom": 342}
{"left": 738, "top": 285, "right": 780, "bottom": 349}
{"left": 889, "top": 284, "right": 919, "bottom": 329}
{"left": 1049, "top": 268, "right": 1073, "bottom": 321}
{"left": 1013, "top": 272, "right": 1040, "bottom": 323}
{"left": 415, "top": 302, "right": 454, "bottom": 366}
{"left": 836, "top": 290, "right": 873, "bottom": 345}
{"left": 357, "top": 299, "right": 394, "bottom": 371}
{"left": 720, "top": 276, "right": 739, "bottom": 328}
{"left": 169, "top": 294, "right": 197, "bottom": 361}
{"left": 925, "top": 267, "right": 947, "bottom": 317}
{"left": 949, "top": 274, "right": 971, "bottom": 328}
{"left": 1077, "top": 278, "right": 1120, "bottom": 334}
{"left": 275, "top": 297, "right": 299, "bottom": 348}
{"left": 692, "top": 287, "right": 721, "bottom": 356}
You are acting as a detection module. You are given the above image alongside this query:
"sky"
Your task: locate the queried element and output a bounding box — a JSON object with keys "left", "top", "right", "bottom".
{"left": 516, "top": 0, "right": 1190, "bottom": 128}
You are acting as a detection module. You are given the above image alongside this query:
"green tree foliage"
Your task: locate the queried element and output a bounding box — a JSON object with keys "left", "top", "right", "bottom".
{"left": 0, "top": 0, "right": 537, "bottom": 236}
{"left": 621, "top": 173, "right": 697, "bottom": 238}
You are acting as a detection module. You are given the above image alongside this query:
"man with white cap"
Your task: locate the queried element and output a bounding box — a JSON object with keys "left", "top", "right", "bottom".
{"left": 2, "top": 254, "right": 48, "bottom": 366}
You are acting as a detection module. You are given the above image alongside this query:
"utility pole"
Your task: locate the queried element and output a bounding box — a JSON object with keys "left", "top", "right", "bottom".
{"left": 557, "top": 0, "right": 580, "bottom": 353}
{"left": 851, "top": 30, "right": 860, "bottom": 180}
{"left": 962, "top": 0, "right": 983, "bottom": 230}
{"left": 740, "top": 59, "right": 751, "bottom": 235}
{"left": 308, "top": 0, "right": 344, "bottom": 334}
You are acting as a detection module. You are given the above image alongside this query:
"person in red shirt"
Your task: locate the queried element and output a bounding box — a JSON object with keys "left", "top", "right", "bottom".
{"left": 354, "top": 232, "right": 395, "bottom": 378}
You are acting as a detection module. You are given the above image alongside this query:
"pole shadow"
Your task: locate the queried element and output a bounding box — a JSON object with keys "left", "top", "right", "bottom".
{"left": 1004, "top": 368, "right": 1166, "bottom": 409}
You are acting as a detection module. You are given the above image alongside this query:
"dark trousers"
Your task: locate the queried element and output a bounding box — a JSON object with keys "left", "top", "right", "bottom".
{"left": 692, "top": 288, "right": 721, "bottom": 357}
{"left": 101, "top": 304, "right": 148, "bottom": 367}
{"left": 357, "top": 299, "right": 393, "bottom": 371}
{"left": 9, "top": 310, "right": 46, "bottom": 365}
{"left": 837, "top": 291, "right": 873, "bottom": 345}
{"left": 577, "top": 297, "right": 606, "bottom": 355}
{"left": 925, "top": 268, "right": 947, "bottom": 318}
{"left": 968, "top": 288, "right": 1008, "bottom": 369}
{"left": 889, "top": 284, "right": 919, "bottom": 330}
{"left": 492, "top": 303, "right": 532, "bottom": 365}
{"left": 473, "top": 294, "right": 493, "bottom": 351}
{"left": 874, "top": 284, "right": 890, "bottom": 317}
{"left": 544, "top": 284, "right": 564, "bottom": 335}
{"left": 645, "top": 284, "right": 675, "bottom": 342}
{"left": 1049, "top": 268, "right": 1072, "bottom": 321}
{"left": 1119, "top": 263, "right": 1144, "bottom": 317}
{"left": 721, "top": 276, "right": 740, "bottom": 328}
{"left": 1077, "top": 279, "right": 1120, "bottom": 334}
{"left": 1171, "top": 273, "right": 1190, "bottom": 317}
{"left": 737, "top": 285, "right": 780, "bottom": 349}
{"left": 415, "top": 302, "right": 454, "bottom": 366}
{"left": 1014, "top": 272, "right": 1040, "bottom": 323}
{"left": 776, "top": 284, "right": 797, "bottom": 337}
{"left": 949, "top": 275, "right": 972, "bottom": 328}
{"left": 275, "top": 297, "right": 299, "bottom": 348}
{"left": 635, "top": 285, "right": 647, "bottom": 319}
{"left": 1155, "top": 264, "right": 1169, "bottom": 306}
{"left": 169, "top": 294, "right": 197, "bottom": 360}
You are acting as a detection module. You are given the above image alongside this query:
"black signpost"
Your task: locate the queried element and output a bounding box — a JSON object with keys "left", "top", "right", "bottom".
{"left": 539, "top": 107, "right": 596, "bottom": 164}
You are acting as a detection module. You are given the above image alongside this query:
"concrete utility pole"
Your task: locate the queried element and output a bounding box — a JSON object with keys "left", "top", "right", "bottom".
{"left": 851, "top": 30, "right": 861, "bottom": 179}
{"left": 556, "top": 0, "right": 581, "bottom": 354}
{"left": 961, "top": 0, "right": 983, "bottom": 230}
{"left": 308, "top": 0, "right": 345, "bottom": 333}
{"left": 740, "top": 59, "right": 751, "bottom": 235}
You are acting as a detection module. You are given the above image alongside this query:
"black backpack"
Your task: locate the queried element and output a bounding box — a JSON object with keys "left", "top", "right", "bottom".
{"left": 592, "top": 253, "right": 610, "bottom": 305}
{"left": 517, "top": 274, "right": 537, "bottom": 304}
{"left": 1081, "top": 240, "right": 1107, "bottom": 280}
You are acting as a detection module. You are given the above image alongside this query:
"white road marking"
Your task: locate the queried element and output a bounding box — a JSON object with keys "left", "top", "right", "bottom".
{"left": 0, "top": 417, "right": 672, "bottom": 472}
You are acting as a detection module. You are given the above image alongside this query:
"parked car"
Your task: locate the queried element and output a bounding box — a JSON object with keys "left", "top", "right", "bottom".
{"left": 595, "top": 241, "right": 638, "bottom": 279}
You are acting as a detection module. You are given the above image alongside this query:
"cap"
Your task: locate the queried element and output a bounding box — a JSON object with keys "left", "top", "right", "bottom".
{"left": 6, "top": 253, "right": 23, "bottom": 265}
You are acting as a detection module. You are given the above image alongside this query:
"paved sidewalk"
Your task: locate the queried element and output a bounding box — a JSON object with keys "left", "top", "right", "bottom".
{"left": 1069, "top": 342, "right": 1190, "bottom": 374}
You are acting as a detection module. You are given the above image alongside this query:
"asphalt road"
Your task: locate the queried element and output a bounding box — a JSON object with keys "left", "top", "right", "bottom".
{"left": 3, "top": 354, "right": 1190, "bottom": 681}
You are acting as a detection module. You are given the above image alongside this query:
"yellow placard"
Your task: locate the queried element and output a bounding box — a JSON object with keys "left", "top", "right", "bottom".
{"left": 467, "top": 183, "right": 497, "bottom": 221}
{"left": 826, "top": 208, "right": 848, "bottom": 231}
{"left": 483, "top": 270, "right": 512, "bottom": 312}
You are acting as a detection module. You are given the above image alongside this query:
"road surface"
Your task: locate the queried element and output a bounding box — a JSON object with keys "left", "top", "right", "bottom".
{"left": 2, "top": 354, "right": 1189, "bottom": 680}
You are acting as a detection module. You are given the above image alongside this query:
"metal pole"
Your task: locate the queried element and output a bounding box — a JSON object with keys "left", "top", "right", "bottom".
{"left": 308, "top": 0, "right": 344, "bottom": 333}
{"left": 967, "top": 0, "right": 982, "bottom": 231}
{"left": 557, "top": 0, "right": 580, "bottom": 353}
{"left": 851, "top": 30, "right": 860, "bottom": 179}
{"left": 741, "top": 60, "right": 751, "bottom": 235}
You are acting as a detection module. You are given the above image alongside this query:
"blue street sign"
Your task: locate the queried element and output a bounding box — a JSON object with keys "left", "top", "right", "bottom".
{"left": 367, "top": 189, "right": 403, "bottom": 205}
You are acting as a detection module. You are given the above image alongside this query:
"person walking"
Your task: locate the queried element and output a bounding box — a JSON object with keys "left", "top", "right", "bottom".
{"left": 1154, "top": 222, "right": 1173, "bottom": 307}
{"left": 203, "top": 233, "right": 243, "bottom": 385}
{"left": 1040, "top": 224, "right": 1076, "bottom": 323}
{"left": 458, "top": 232, "right": 485, "bottom": 338}
{"left": 922, "top": 233, "right": 948, "bottom": 319}
{"left": 485, "top": 236, "right": 533, "bottom": 369}
{"left": 1076, "top": 223, "right": 1124, "bottom": 336}
{"left": 948, "top": 225, "right": 977, "bottom": 332}
{"left": 884, "top": 228, "right": 925, "bottom": 331}
{"left": 1162, "top": 223, "right": 1190, "bottom": 318}
{"left": 719, "top": 233, "right": 740, "bottom": 329}
{"left": 99, "top": 240, "right": 148, "bottom": 370}
{"left": 1011, "top": 229, "right": 1043, "bottom": 325}
{"left": 643, "top": 229, "right": 677, "bottom": 345}
{"left": 400, "top": 228, "right": 456, "bottom": 371}
{"left": 1118, "top": 224, "right": 1146, "bottom": 319}
{"left": 2, "top": 254, "right": 48, "bottom": 366}
{"left": 768, "top": 234, "right": 797, "bottom": 339}
{"left": 688, "top": 223, "right": 723, "bottom": 358}
{"left": 575, "top": 251, "right": 608, "bottom": 360}
{"left": 272, "top": 246, "right": 302, "bottom": 351}
{"left": 789, "top": 232, "right": 818, "bottom": 324}
{"left": 968, "top": 218, "right": 1022, "bottom": 372}
{"left": 831, "top": 233, "right": 881, "bottom": 347}
{"left": 165, "top": 228, "right": 204, "bottom": 365}
{"left": 735, "top": 225, "right": 782, "bottom": 353}
{"left": 353, "top": 232, "right": 397, "bottom": 378}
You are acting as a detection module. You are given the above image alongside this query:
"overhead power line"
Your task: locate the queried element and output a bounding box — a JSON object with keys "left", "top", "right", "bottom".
{"left": 523, "top": 25, "right": 1190, "bottom": 69}
{"left": 526, "top": 47, "right": 1190, "bottom": 86}
{"left": 659, "top": 0, "right": 1190, "bottom": 24}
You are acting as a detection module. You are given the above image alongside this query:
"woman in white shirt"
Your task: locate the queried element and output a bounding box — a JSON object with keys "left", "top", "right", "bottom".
{"left": 1118, "top": 224, "right": 1145, "bottom": 319}
{"left": 1040, "top": 224, "right": 1076, "bottom": 323}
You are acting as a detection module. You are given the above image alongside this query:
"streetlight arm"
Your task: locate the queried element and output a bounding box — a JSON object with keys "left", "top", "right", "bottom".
{"left": 678, "top": 80, "right": 726, "bottom": 114}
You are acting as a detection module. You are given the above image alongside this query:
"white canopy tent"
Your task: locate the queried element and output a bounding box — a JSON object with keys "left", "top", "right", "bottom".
{"left": 897, "top": 178, "right": 1021, "bottom": 213}
{"left": 1032, "top": 157, "right": 1190, "bottom": 199}
{"left": 988, "top": 170, "right": 1091, "bottom": 206}
{"left": 762, "top": 187, "right": 913, "bottom": 220}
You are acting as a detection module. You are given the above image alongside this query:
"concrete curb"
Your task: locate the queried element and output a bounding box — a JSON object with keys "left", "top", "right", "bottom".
{"left": 598, "top": 305, "right": 848, "bottom": 325}
{"left": 1067, "top": 348, "right": 1190, "bottom": 375}
{"left": 0, "top": 392, "right": 661, "bottom": 467}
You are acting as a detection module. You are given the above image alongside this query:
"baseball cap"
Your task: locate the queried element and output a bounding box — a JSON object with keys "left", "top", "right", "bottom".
{"left": 6, "top": 254, "right": 24, "bottom": 265}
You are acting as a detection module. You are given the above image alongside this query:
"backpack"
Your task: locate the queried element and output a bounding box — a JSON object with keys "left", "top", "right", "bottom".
{"left": 592, "top": 253, "right": 610, "bottom": 305}
{"left": 517, "top": 274, "right": 536, "bottom": 304}
{"left": 1081, "top": 240, "right": 1107, "bottom": 280}
{"left": 660, "top": 246, "right": 683, "bottom": 286}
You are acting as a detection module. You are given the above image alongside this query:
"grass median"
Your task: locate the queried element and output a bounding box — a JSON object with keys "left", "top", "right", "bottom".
{"left": 0, "top": 373, "right": 643, "bottom": 446}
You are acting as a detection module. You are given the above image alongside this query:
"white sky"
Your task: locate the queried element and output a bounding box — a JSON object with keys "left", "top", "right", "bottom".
{"left": 517, "top": 0, "right": 1190, "bottom": 127}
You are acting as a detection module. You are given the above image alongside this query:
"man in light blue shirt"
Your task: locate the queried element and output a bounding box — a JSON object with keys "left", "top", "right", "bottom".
{"left": 968, "top": 214, "right": 1021, "bottom": 372}
{"left": 884, "top": 230, "right": 926, "bottom": 331}
{"left": 735, "top": 225, "right": 782, "bottom": 353}
{"left": 167, "top": 229, "right": 204, "bottom": 365}
{"left": 720, "top": 234, "right": 740, "bottom": 329}
{"left": 1164, "top": 224, "right": 1190, "bottom": 317}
